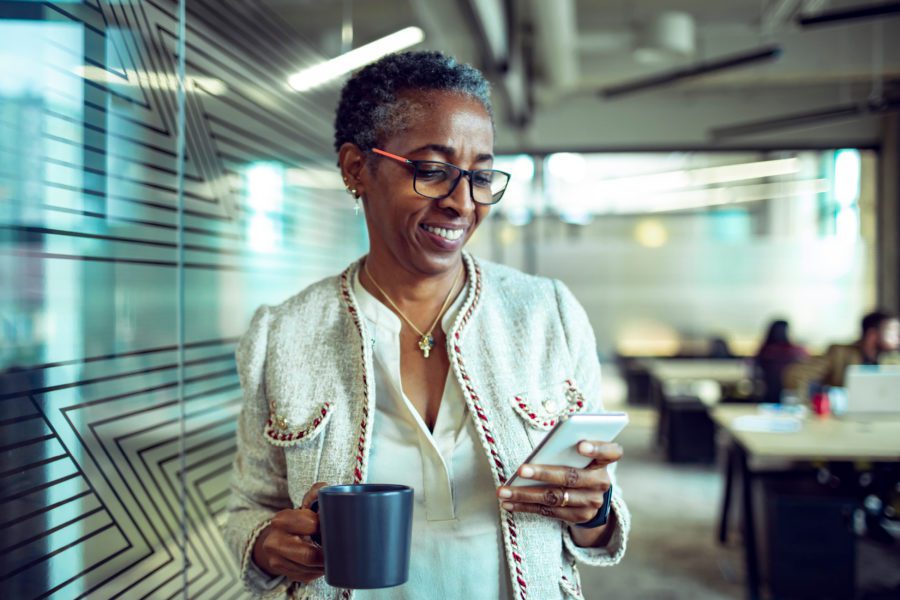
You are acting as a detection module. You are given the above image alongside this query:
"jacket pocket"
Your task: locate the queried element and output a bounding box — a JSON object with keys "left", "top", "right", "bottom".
{"left": 511, "top": 378, "right": 587, "bottom": 431}
{"left": 264, "top": 400, "right": 332, "bottom": 447}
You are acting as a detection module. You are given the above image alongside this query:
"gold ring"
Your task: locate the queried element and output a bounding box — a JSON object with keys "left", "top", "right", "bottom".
{"left": 560, "top": 490, "right": 570, "bottom": 508}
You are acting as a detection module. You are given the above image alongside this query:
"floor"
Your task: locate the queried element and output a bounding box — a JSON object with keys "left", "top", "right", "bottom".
{"left": 580, "top": 410, "right": 744, "bottom": 600}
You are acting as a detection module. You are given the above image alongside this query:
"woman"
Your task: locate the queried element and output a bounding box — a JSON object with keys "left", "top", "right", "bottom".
{"left": 755, "top": 319, "right": 807, "bottom": 403}
{"left": 224, "top": 51, "right": 629, "bottom": 599}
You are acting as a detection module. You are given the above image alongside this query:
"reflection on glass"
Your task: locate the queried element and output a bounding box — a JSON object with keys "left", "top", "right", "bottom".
{"left": 2, "top": 1, "right": 370, "bottom": 596}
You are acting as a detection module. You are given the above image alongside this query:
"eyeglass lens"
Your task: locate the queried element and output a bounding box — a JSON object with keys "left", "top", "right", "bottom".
{"left": 413, "top": 161, "right": 509, "bottom": 204}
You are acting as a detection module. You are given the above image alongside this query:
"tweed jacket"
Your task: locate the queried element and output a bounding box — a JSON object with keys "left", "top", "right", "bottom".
{"left": 224, "top": 253, "right": 630, "bottom": 600}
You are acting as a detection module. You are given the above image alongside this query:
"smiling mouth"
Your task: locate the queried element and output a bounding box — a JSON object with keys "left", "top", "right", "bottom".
{"left": 421, "top": 224, "right": 465, "bottom": 241}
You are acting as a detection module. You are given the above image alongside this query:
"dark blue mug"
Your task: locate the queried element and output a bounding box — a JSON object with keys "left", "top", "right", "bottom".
{"left": 310, "top": 484, "right": 414, "bottom": 589}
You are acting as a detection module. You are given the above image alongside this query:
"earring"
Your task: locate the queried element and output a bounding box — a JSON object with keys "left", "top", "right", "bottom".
{"left": 354, "top": 196, "right": 361, "bottom": 216}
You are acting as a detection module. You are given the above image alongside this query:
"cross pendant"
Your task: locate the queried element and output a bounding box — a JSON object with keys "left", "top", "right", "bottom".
{"left": 418, "top": 334, "right": 434, "bottom": 358}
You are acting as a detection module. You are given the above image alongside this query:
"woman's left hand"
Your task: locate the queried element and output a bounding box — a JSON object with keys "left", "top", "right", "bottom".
{"left": 496, "top": 441, "right": 622, "bottom": 526}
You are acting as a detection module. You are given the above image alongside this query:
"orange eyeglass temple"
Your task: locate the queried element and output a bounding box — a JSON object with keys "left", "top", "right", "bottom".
{"left": 372, "top": 148, "right": 409, "bottom": 163}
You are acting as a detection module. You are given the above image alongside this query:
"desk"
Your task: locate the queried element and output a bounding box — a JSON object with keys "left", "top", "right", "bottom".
{"left": 712, "top": 406, "right": 900, "bottom": 599}
{"left": 638, "top": 358, "right": 752, "bottom": 386}
{"left": 636, "top": 360, "right": 752, "bottom": 460}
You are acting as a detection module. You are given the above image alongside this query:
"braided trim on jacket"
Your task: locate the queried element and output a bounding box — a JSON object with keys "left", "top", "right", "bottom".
{"left": 241, "top": 518, "right": 287, "bottom": 598}
{"left": 511, "top": 379, "right": 587, "bottom": 430}
{"left": 264, "top": 402, "right": 332, "bottom": 446}
{"left": 339, "top": 265, "right": 373, "bottom": 485}
{"left": 447, "top": 257, "right": 529, "bottom": 600}
{"left": 336, "top": 263, "right": 377, "bottom": 600}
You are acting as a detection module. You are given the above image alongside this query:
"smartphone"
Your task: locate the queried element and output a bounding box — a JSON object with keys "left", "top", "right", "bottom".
{"left": 506, "top": 412, "right": 629, "bottom": 487}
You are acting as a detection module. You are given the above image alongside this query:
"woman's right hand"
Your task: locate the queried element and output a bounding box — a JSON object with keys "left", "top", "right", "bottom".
{"left": 252, "top": 482, "right": 328, "bottom": 584}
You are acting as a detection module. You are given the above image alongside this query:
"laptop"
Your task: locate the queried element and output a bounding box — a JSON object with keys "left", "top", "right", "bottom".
{"left": 840, "top": 365, "right": 900, "bottom": 417}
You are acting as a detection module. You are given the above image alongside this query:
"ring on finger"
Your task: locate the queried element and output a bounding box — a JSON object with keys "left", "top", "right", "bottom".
{"left": 560, "top": 489, "right": 570, "bottom": 508}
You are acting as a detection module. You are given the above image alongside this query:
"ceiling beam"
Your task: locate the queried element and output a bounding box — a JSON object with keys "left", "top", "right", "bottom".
{"left": 599, "top": 45, "right": 782, "bottom": 100}
{"left": 797, "top": 1, "right": 900, "bottom": 27}
{"left": 710, "top": 97, "right": 900, "bottom": 139}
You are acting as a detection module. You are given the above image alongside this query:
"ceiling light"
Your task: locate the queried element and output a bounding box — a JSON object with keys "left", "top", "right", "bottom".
{"left": 288, "top": 26, "right": 425, "bottom": 92}
{"left": 573, "top": 157, "right": 799, "bottom": 196}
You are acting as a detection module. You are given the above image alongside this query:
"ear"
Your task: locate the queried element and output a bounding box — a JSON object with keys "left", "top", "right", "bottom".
{"left": 338, "top": 142, "right": 368, "bottom": 198}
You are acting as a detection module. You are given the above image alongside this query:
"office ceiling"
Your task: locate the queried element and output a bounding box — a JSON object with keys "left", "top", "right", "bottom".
{"left": 260, "top": 0, "right": 900, "bottom": 150}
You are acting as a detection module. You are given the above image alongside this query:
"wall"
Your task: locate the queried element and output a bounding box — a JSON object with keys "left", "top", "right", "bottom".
{"left": 469, "top": 150, "right": 878, "bottom": 356}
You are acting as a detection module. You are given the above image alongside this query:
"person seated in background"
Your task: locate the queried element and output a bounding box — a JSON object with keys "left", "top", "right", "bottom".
{"left": 708, "top": 336, "right": 734, "bottom": 359}
{"left": 784, "top": 310, "right": 900, "bottom": 403}
{"left": 754, "top": 320, "right": 808, "bottom": 404}
{"left": 785, "top": 311, "right": 900, "bottom": 545}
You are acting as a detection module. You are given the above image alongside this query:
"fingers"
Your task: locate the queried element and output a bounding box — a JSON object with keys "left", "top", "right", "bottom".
{"left": 513, "top": 442, "right": 622, "bottom": 488}
{"left": 514, "top": 463, "right": 608, "bottom": 489}
{"left": 576, "top": 441, "right": 623, "bottom": 464}
{"left": 301, "top": 482, "right": 329, "bottom": 509}
{"left": 269, "top": 548, "right": 325, "bottom": 583}
{"left": 499, "top": 500, "right": 601, "bottom": 525}
{"left": 279, "top": 536, "right": 325, "bottom": 569}
{"left": 254, "top": 524, "right": 325, "bottom": 582}
{"left": 497, "top": 485, "right": 608, "bottom": 510}
{"left": 271, "top": 508, "right": 319, "bottom": 536}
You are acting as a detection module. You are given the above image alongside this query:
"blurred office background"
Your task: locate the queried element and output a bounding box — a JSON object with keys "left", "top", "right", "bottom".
{"left": 1, "top": 0, "right": 899, "bottom": 598}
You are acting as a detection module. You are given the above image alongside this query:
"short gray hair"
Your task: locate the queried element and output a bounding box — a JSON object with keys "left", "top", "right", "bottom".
{"left": 333, "top": 51, "right": 493, "bottom": 155}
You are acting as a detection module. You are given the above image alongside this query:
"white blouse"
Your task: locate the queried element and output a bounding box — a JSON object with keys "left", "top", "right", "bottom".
{"left": 352, "top": 271, "right": 510, "bottom": 599}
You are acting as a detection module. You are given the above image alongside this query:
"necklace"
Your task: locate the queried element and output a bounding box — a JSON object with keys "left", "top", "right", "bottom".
{"left": 364, "top": 260, "right": 463, "bottom": 359}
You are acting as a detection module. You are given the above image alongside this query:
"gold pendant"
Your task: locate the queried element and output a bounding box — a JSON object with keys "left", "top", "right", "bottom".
{"left": 418, "top": 334, "right": 434, "bottom": 358}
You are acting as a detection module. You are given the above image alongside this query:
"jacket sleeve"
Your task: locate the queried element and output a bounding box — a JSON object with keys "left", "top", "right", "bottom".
{"left": 553, "top": 281, "right": 630, "bottom": 567}
{"left": 223, "top": 305, "right": 292, "bottom": 597}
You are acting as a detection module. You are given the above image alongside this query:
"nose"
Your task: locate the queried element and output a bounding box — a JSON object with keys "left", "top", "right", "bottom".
{"left": 436, "top": 171, "right": 477, "bottom": 217}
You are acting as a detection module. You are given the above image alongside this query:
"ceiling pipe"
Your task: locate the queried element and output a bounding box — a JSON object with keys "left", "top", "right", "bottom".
{"left": 460, "top": 0, "right": 530, "bottom": 127}
{"left": 599, "top": 44, "right": 782, "bottom": 100}
{"left": 528, "top": 0, "right": 579, "bottom": 93}
{"left": 797, "top": 1, "right": 900, "bottom": 27}
{"left": 467, "top": 0, "right": 510, "bottom": 68}
{"left": 710, "top": 97, "right": 900, "bottom": 139}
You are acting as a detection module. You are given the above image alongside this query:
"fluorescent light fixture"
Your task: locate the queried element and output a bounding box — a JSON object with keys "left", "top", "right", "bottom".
{"left": 74, "top": 66, "right": 227, "bottom": 95}
{"left": 615, "top": 178, "right": 830, "bottom": 214}
{"left": 552, "top": 157, "right": 800, "bottom": 197}
{"left": 833, "top": 149, "right": 861, "bottom": 207}
{"left": 553, "top": 178, "right": 828, "bottom": 216}
{"left": 288, "top": 26, "right": 425, "bottom": 92}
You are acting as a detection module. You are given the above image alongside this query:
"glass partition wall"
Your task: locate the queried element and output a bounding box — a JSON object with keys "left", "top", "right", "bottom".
{"left": 1, "top": 1, "right": 366, "bottom": 597}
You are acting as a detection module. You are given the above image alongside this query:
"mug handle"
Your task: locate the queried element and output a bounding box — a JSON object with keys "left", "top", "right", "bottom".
{"left": 308, "top": 500, "right": 322, "bottom": 546}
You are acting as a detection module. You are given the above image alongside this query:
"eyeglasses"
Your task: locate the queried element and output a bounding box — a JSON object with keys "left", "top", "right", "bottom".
{"left": 371, "top": 148, "right": 510, "bottom": 205}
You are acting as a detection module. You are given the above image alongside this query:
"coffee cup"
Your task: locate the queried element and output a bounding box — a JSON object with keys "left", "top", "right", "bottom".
{"left": 310, "top": 484, "right": 413, "bottom": 589}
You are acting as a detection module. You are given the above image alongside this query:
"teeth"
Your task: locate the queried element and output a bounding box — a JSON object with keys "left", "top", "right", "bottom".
{"left": 424, "top": 225, "right": 464, "bottom": 241}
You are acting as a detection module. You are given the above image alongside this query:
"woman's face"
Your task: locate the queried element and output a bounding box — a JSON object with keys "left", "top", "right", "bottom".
{"left": 354, "top": 90, "right": 494, "bottom": 277}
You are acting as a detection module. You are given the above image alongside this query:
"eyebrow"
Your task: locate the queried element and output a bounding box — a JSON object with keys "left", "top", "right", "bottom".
{"left": 407, "top": 143, "right": 494, "bottom": 163}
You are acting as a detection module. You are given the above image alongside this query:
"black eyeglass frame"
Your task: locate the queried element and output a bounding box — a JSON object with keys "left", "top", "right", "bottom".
{"left": 371, "top": 147, "right": 510, "bottom": 205}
